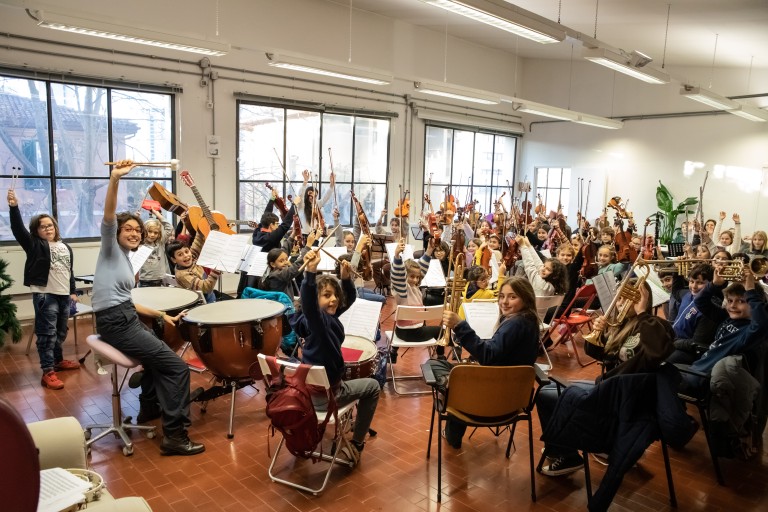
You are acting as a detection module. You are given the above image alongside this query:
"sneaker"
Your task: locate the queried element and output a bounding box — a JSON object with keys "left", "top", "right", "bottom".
{"left": 54, "top": 360, "right": 80, "bottom": 371}
{"left": 41, "top": 371, "right": 64, "bottom": 390}
{"left": 541, "top": 454, "right": 583, "bottom": 476}
{"left": 340, "top": 442, "right": 361, "bottom": 467}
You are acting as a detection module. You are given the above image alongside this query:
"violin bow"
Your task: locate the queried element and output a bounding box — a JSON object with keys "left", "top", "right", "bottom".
{"left": 328, "top": 147, "right": 338, "bottom": 211}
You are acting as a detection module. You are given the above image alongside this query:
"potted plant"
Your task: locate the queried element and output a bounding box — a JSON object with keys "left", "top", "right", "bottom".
{"left": 655, "top": 181, "right": 698, "bottom": 245}
{"left": 0, "top": 258, "right": 22, "bottom": 348}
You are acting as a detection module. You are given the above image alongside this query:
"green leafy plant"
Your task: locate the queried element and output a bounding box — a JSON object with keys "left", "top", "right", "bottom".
{"left": 0, "top": 258, "right": 22, "bottom": 348}
{"left": 655, "top": 181, "right": 698, "bottom": 245}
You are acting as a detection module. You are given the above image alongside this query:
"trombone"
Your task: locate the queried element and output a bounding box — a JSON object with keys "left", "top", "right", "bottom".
{"left": 105, "top": 159, "right": 181, "bottom": 171}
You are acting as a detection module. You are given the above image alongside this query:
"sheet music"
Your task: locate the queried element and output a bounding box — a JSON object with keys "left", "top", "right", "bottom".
{"left": 421, "top": 258, "right": 447, "bottom": 287}
{"left": 540, "top": 249, "right": 552, "bottom": 259}
{"left": 462, "top": 222, "right": 474, "bottom": 241}
{"left": 462, "top": 301, "right": 499, "bottom": 340}
{"left": 489, "top": 253, "right": 500, "bottom": 284}
{"left": 128, "top": 245, "right": 153, "bottom": 275}
{"left": 339, "top": 298, "right": 383, "bottom": 341}
{"left": 240, "top": 245, "right": 263, "bottom": 272}
{"left": 592, "top": 271, "right": 617, "bottom": 311}
{"left": 38, "top": 467, "right": 90, "bottom": 512}
{"left": 441, "top": 223, "right": 453, "bottom": 244}
{"left": 386, "top": 242, "right": 414, "bottom": 263}
{"left": 635, "top": 264, "right": 671, "bottom": 307}
{"left": 318, "top": 246, "right": 348, "bottom": 272}
{"left": 246, "top": 251, "right": 269, "bottom": 276}
{"left": 197, "top": 230, "right": 249, "bottom": 273}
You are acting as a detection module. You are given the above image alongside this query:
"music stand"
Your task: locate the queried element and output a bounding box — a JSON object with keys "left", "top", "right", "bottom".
{"left": 411, "top": 226, "right": 425, "bottom": 240}
{"left": 667, "top": 242, "right": 686, "bottom": 257}
{"left": 371, "top": 233, "right": 395, "bottom": 259}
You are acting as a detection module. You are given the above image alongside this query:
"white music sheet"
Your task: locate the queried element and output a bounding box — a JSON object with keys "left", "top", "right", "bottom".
{"left": 489, "top": 253, "right": 500, "bottom": 284}
{"left": 197, "top": 230, "right": 249, "bottom": 273}
{"left": 421, "top": 258, "right": 447, "bottom": 288}
{"left": 592, "top": 271, "right": 617, "bottom": 311}
{"left": 339, "top": 298, "right": 383, "bottom": 341}
{"left": 38, "top": 467, "right": 91, "bottom": 512}
{"left": 462, "top": 301, "right": 499, "bottom": 340}
{"left": 240, "top": 245, "right": 263, "bottom": 272}
{"left": 635, "top": 264, "right": 671, "bottom": 307}
{"left": 128, "top": 244, "right": 153, "bottom": 275}
{"left": 386, "top": 242, "right": 414, "bottom": 263}
{"left": 247, "top": 251, "right": 269, "bottom": 277}
{"left": 540, "top": 249, "right": 552, "bottom": 259}
{"left": 317, "top": 246, "right": 348, "bottom": 272}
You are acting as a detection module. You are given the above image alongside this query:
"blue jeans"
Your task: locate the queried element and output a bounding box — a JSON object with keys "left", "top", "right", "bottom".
{"left": 33, "top": 293, "right": 70, "bottom": 372}
{"left": 357, "top": 287, "right": 385, "bottom": 303}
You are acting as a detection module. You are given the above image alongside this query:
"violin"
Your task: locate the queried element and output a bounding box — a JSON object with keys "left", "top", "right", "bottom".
{"left": 285, "top": 194, "right": 304, "bottom": 250}
{"left": 351, "top": 190, "right": 374, "bottom": 281}
{"left": 394, "top": 189, "right": 410, "bottom": 218}
{"left": 265, "top": 182, "right": 289, "bottom": 216}
{"left": 534, "top": 193, "right": 545, "bottom": 217}
{"left": 502, "top": 236, "right": 520, "bottom": 268}
{"left": 440, "top": 188, "right": 456, "bottom": 224}
{"left": 580, "top": 230, "right": 598, "bottom": 279}
{"left": 613, "top": 216, "right": 637, "bottom": 263}
{"left": 424, "top": 195, "right": 442, "bottom": 244}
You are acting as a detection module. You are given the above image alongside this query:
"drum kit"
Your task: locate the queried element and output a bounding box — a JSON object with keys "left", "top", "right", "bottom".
{"left": 131, "top": 289, "right": 381, "bottom": 439}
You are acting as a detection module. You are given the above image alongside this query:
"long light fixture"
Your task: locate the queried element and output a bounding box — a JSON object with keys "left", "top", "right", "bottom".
{"left": 680, "top": 85, "right": 738, "bottom": 110}
{"left": 574, "top": 114, "right": 623, "bottom": 130}
{"left": 584, "top": 48, "right": 669, "bottom": 84}
{"left": 418, "top": 0, "right": 565, "bottom": 44}
{"left": 29, "top": 10, "right": 229, "bottom": 56}
{"left": 414, "top": 81, "right": 499, "bottom": 105}
{"left": 728, "top": 105, "right": 768, "bottom": 122}
{"left": 503, "top": 99, "right": 578, "bottom": 121}
{"left": 266, "top": 53, "right": 391, "bottom": 85}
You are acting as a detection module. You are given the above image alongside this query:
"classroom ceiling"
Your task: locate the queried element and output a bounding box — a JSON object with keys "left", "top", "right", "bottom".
{"left": 348, "top": 0, "right": 768, "bottom": 71}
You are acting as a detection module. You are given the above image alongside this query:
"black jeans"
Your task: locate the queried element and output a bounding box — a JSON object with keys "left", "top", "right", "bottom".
{"left": 95, "top": 301, "right": 191, "bottom": 435}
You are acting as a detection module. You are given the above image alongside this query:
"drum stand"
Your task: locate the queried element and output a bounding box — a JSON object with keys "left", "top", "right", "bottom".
{"left": 193, "top": 378, "right": 253, "bottom": 438}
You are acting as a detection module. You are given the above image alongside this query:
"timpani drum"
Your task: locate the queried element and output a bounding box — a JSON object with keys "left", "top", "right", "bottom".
{"left": 181, "top": 299, "right": 285, "bottom": 380}
{"left": 132, "top": 287, "right": 200, "bottom": 352}
{"left": 341, "top": 335, "right": 379, "bottom": 380}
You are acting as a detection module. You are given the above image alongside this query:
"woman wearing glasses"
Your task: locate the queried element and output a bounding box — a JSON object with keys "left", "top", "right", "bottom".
{"left": 91, "top": 160, "right": 204, "bottom": 456}
{"left": 8, "top": 189, "right": 80, "bottom": 390}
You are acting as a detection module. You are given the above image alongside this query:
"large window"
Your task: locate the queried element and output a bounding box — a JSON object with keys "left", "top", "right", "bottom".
{"left": 0, "top": 75, "right": 174, "bottom": 241}
{"left": 237, "top": 102, "right": 390, "bottom": 229}
{"left": 535, "top": 167, "right": 571, "bottom": 215}
{"left": 423, "top": 126, "right": 517, "bottom": 217}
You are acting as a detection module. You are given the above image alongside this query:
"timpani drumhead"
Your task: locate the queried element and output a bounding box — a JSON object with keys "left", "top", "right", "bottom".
{"left": 341, "top": 335, "right": 377, "bottom": 362}
{"left": 183, "top": 299, "right": 285, "bottom": 324}
{"left": 132, "top": 287, "right": 200, "bottom": 311}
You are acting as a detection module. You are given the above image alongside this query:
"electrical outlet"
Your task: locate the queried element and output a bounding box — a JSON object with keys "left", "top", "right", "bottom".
{"left": 200, "top": 78, "right": 208, "bottom": 87}
{"left": 206, "top": 101, "right": 214, "bottom": 109}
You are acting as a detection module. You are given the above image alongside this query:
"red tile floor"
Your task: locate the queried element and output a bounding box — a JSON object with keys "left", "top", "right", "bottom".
{"left": 2, "top": 296, "right": 767, "bottom": 511}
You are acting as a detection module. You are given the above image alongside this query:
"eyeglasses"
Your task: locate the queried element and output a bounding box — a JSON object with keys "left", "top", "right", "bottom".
{"left": 121, "top": 226, "right": 142, "bottom": 234}
{"left": 38, "top": 225, "right": 55, "bottom": 231}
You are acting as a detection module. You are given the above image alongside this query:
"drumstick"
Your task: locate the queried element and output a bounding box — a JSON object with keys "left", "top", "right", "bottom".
{"left": 10, "top": 166, "right": 20, "bottom": 191}
{"left": 297, "top": 224, "right": 339, "bottom": 273}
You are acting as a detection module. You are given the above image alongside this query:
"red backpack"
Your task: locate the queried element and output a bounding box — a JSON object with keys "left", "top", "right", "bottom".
{"left": 258, "top": 357, "right": 338, "bottom": 461}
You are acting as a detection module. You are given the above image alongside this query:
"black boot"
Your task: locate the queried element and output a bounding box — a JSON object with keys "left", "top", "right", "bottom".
{"left": 136, "top": 399, "right": 161, "bottom": 424}
{"left": 160, "top": 431, "right": 205, "bottom": 456}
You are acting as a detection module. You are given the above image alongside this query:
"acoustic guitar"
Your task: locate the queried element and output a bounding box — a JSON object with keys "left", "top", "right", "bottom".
{"left": 179, "top": 170, "right": 235, "bottom": 236}
{"left": 148, "top": 182, "right": 188, "bottom": 217}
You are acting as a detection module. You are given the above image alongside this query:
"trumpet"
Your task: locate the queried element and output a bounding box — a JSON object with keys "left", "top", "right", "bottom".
{"left": 750, "top": 257, "right": 768, "bottom": 277}
{"left": 105, "top": 159, "right": 181, "bottom": 171}
{"left": 646, "top": 258, "right": 745, "bottom": 281}
{"left": 438, "top": 253, "right": 467, "bottom": 347}
{"left": 583, "top": 257, "right": 649, "bottom": 348}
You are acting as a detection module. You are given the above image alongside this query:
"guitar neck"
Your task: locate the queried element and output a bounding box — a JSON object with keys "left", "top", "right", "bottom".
{"left": 190, "top": 186, "right": 218, "bottom": 230}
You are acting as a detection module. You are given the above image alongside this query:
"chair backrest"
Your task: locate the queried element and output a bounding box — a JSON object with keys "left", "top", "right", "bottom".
{"left": 446, "top": 365, "right": 535, "bottom": 418}
{"left": 556, "top": 284, "right": 597, "bottom": 319}
{"left": 535, "top": 295, "right": 565, "bottom": 323}
{"left": 0, "top": 398, "right": 40, "bottom": 512}
{"left": 393, "top": 304, "right": 444, "bottom": 323}
{"left": 257, "top": 353, "right": 330, "bottom": 389}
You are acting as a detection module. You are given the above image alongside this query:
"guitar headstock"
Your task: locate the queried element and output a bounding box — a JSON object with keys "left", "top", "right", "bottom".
{"left": 180, "top": 170, "right": 194, "bottom": 188}
{"left": 265, "top": 182, "right": 274, "bottom": 191}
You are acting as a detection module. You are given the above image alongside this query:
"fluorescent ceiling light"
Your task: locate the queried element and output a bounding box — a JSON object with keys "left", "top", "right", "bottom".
{"left": 504, "top": 99, "right": 578, "bottom": 121}
{"left": 414, "top": 81, "right": 499, "bottom": 105}
{"left": 30, "top": 10, "right": 229, "bottom": 56}
{"left": 266, "top": 53, "right": 391, "bottom": 85}
{"left": 416, "top": 109, "right": 523, "bottom": 133}
{"left": 680, "top": 85, "right": 738, "bottom": 110}
{"left": 727, "top": 105, "right": 768, "bottom": 122}
{"left": 584, "top": 48, "right": 669, "bottom": 84}
{"left": 574, "top": 114, "right": 623, "bottom": 130}
{"left": 419, "top": 0, "right": 564, "bottom": 44}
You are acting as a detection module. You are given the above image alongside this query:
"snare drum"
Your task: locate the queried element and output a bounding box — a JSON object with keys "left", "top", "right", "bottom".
{"left": 341, "top": 335, "right": 379, "bottom": 380}
{"left": 132, "top": 287, "right": 200, "bottom": 352}
{"left": 182, "top": 299, "right": 285, "bottom": 380}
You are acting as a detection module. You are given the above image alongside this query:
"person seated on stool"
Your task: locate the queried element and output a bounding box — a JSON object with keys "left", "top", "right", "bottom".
{"left": 92, "top": 160, "right": 204, "bottom": 456}
{"left": 429, "top": 277, "right": 540, "bottom": 449}
{"left": 290, "top": 250, "right": 380, "bottom": 464}
{"left": 536, "top": 280, "right": 673, "bottom": 476}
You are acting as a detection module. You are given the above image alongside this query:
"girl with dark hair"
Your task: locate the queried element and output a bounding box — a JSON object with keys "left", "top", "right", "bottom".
{"left": 516, "top": 234, "right": 569, "bottom": 296}
{"left": 8, "top": 189, "right": 79, "bottom": 390}
{"left": 435, "top": 277, "right": 541, "bottom": 448}
{"left": 296, "top": 168, "right": 336, "bottom": 234}
{"left": 260, "top": 231, "right": 316, "bottom": 297}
